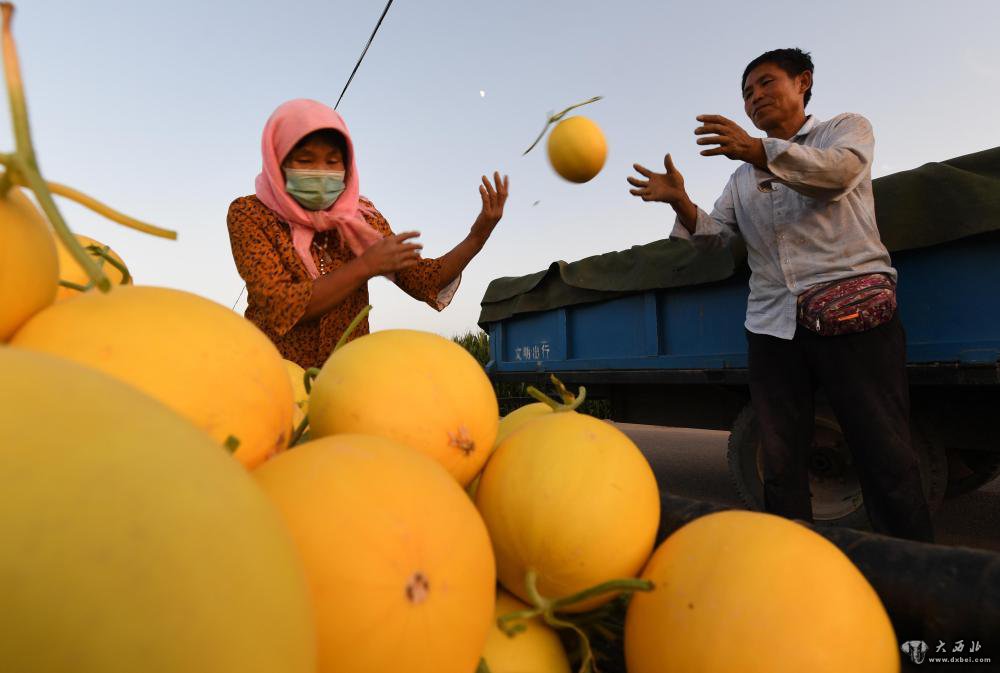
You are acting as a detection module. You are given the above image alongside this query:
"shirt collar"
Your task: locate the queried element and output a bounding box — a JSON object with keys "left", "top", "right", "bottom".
{"left": 793, "top": 115, "right": 817, "bottom": 138}
{"left": 754, "top": 115, "right": 818, "bottom": 191}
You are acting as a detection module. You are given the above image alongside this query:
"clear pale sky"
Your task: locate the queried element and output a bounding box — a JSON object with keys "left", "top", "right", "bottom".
{"left": 7, "top": 0, "right": 1000, "bottom": 338}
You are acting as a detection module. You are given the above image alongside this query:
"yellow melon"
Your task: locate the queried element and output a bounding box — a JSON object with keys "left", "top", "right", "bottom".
{"left": 0, "top": 186, "right": 58, "bottom": 340}
{"left": 547, "top": 116, "right": 607, "bottom": 183}
{"left": 482, "top": 591, "right": 571, "bottom": 673}
{"left": 10, "top": 285, "right": 293, "bottom": 467}
{"left": 54, "top": 233, "right": 131, "bottom": 301}
{"left": 476, "top": 412, "right": 660, "bottom": 611}
{"left": 284, "top": 358, "right": 309, "bottom": 430}
{"left": 495, "top": 401, "right": 552, "bottom": 447}
{"left": 467, "top": 403, "right": 553, "bottom": 501}
{"left": 0, "top": 347, "right": 316, "bottom": 673}
{"left": 253, "top": 434, "right": 496, "bottom": 673}
{"left": 309, "top": 329, "right": 499, "bottom": 485}
{"left": 625, "top": 510, "right": 899, "bottom": 673}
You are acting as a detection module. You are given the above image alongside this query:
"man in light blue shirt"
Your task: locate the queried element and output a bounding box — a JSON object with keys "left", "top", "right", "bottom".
{"left": 627, "top": 48, "right": 933, "bottom": 542}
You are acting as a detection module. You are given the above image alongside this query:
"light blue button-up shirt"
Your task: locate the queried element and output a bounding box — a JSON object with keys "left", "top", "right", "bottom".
{"left": 670, "top": 113, "right": 895, "bottom": 340}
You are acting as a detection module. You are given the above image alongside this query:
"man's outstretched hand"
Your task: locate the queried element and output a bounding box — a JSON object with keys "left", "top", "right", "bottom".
{"left": 627, "top": 154, "right": 687, "bottom": 204}
{"left": 694, "top": 115, "right": 767, "bottom": 169}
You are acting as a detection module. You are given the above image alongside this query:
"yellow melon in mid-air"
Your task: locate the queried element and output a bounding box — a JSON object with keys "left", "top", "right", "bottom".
{"left": 625, "top": 510, "right": 898, "bottom": 673}
{"left": 54, "top": 233, "right": 131, "bottom": 301}
{"left": 0, "top": 186, "right": 58, "bottom": 341}
{"left": 547, "top": 115, "right": 607, "bottom": 183}
{"left": 253, "top": 434, "right": 497, "bottom": 673}
{"left": 10, "top": 285, "right": 294, "bottom": 468}
{"left": 0, "top": 347, "right": 316, "bottom": 673}
{"left": 309, "top": 329, "right": 499, "bottom": 486}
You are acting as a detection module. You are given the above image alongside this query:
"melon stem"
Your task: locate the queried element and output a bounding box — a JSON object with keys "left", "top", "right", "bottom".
{"left": 13, "top": 155, "right": 111, "bottom": 291}
{"left": 334, "top": 304, "right": 372, "bottom": 352}
{"left": 497, "top": 568, "right": 655, "bottom": 673}
{"left": 550, "top": 374, "right": 577, "bottom": 405}
{"left": 0, "top": 160, "right": 13, "bottom": 197}
{"left": 1, "top": 4, "right": 33, "bottom": 168}
{"left": 46, "top": 181, "right": 177, "bottom": 240}
{"left": 524, "top": 568, "right": 552, "bottom": 611}
{"left": 526, "top": 383, "right": 587, "bottom": 413}
{"left": 1, "top": 3, "right": 109, "bottom": 291}
{"left": 86, "top": 244, "right": 132, "bottom": 284}
{"left": 1, "top": 2, "right": 174, "bottom": 293}
{"left": 522, "top": 95, "right": 603, "bottom": 155}
{"left": 59, "top": 245, "right": 133, "bottom": 294}
{"left": 496, "top": 607, "right": 538, "bottom": 636}
{"left": 290, "top": 367, "right": 321, "bottom": 447}
{"left": 289, "top": 415, "right": 310, "bottom": 447}
{"left": 58, "top": 280, "right": 89, "bottom": 292}
{"left": 545, "top": 612, "right": 596, "bottom": 673}
{"left": 303, "top": 367, "right": 320, "bottom": 394}
{"left": 549, "top": 577, "right": 654, "bottom": 611}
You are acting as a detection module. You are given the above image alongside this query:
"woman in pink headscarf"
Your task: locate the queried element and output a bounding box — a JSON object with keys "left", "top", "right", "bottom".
{"left": 227, "top": 99, "right": 508, "bottom": 369}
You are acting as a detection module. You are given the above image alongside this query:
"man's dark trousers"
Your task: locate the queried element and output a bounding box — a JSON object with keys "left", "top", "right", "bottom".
{"left": 746, "top": 313, "right": 935, "bottom": 542}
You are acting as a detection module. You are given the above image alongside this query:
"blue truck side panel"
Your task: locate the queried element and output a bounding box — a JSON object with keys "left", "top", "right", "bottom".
{"left": 488, "top": 235, "right": 1000, "bottom": 374}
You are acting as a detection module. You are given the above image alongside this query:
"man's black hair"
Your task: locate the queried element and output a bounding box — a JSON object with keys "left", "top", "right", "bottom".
{"left": 742, "top": 48, "right": 814, "bottom": 107}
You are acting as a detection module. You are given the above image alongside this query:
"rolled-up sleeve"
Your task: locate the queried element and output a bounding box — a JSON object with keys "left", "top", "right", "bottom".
{"left": 762, "top": 113, "right": 874, "bottom": 201}
{"left": 395, "top": 260, "right": 458, "bottom": 311}
{"left": 227, "top": 198, "right": 312, "bottom": 336}
{"left": 670, "top": 177, "right": 740, "bottom": 252}
{"left": 361, "top": 199, "right": 457, "bottom": 311}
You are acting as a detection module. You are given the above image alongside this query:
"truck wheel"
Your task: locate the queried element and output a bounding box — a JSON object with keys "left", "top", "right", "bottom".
{"left": 945, "top": 449, "right": 1000, "bottom": 498}
{"left": 727, "top": 403, "right": 947, "bottom": 530}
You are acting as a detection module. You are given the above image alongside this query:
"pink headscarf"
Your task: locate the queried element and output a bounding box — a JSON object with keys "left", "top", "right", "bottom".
{"left": 255, "top": 99, "right": 382, "bottom": 279}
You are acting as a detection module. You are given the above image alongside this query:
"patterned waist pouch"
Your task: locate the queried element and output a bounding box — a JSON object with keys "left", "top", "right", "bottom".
{"left": 797, "top": 273, "right": 897, "bottom": 336}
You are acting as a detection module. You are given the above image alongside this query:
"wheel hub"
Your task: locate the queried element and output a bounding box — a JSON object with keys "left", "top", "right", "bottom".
{"left": 807, "top": 423, "right": 863, "bottom": 521}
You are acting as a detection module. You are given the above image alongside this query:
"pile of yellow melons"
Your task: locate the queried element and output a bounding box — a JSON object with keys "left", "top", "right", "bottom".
{"left": 0, "top": 309, "right": 905, "bottom": 673}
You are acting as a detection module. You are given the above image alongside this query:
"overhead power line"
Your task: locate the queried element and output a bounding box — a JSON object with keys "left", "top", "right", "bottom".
{"left": 336, "top": 0, "right": 395, "bottom": 110}
{"left": 231, "top": 284, "right": 246, "bottom": 311}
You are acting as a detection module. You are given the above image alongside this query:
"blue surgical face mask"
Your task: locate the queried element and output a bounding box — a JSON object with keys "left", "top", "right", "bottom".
{"left": 285, "top": 168, "right": 346, "bottom": 211}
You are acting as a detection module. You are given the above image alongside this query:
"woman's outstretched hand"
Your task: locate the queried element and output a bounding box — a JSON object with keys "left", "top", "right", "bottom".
{"left": 470, "top": 171, "right": 509, "bottom": 244}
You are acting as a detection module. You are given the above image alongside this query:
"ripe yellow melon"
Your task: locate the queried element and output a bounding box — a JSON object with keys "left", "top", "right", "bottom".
{"left": 547, "top": 116, "right": 607, "bottom": 183}
{"left": 10, "top": 285, "right": 293, "bottom": 468}
{"left": 476, "top": 412, "right": 660, "bottom": 611}
{"left": 54, "top": 233, "right": 131, "bottom": 301}
{"left": 467, "top": 402, "right": 552, "bottom": 500}
{"left": 495, "top": 401, "right": 552, "bottom": 447}
{"left": 0, "top": 347, "right": 316, "bottom": 673}
{"left": 253, "top": 434, "right": 497, "bottom": 673}
{"left": 0, "top": 186, "right": 58, "bottom": 340}
{"left": 625, "top": 511, "right": 899, "bottom": 673}
{"left": 284, "top": 358, "right": 309, "bottom": 429}
{"left": 309, "top": 329, "right": 499, "bottom": 485}
{"left": 481, "top": 591, "right": 571, "bottom": 673}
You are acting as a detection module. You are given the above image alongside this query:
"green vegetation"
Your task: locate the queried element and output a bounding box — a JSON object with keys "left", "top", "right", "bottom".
{"left": 451, "top": 329, "right": 611, "bottom": 419}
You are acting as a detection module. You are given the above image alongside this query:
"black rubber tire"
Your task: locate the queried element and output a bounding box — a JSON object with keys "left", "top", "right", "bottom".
{"left": 727, "top": 403, "right": 947, "bottom": 530}
{"left": 945, "top": 449, "right": 1000, "bottom": 498}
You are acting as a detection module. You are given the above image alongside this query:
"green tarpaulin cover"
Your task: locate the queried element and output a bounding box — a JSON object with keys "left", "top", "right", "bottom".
{"left": 479, "top": 146, "right": 1000, "bottom": 327}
